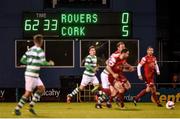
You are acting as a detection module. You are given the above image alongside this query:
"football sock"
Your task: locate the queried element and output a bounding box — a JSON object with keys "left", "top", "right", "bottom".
{"left": 29, "top": 91, "right": 42, "bottom": 108}
{"left": 134, "top": 89, "right": 146, "bottom": 101}
{"left": 119, "top": 93, "right": 124, "bottom": 107}
{"left": 15, "top": 96, "right": 28, "bottom": 110}
{"left": 91, "top": 85, "right": 99, "bottom": 93}
{"left": 152, "top": 92, "right": 160, "bottom": 105}
{"left": 69, "top": 87, "right": 80, "bottom": 97}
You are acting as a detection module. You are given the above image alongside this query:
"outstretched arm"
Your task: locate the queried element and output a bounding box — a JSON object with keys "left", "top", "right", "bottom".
{"left": 137, "top": 63, "right": 143, "bottom": 80}
{"left": 39, "top": 51, "right": 54, "bottom": 66}
{"left": 123, "top": 62, "right": 135, "bottom": 72}
{"left": 155, "top": 60, "right": 160, "bottom": 75}
{"left": 20, "top": 54, "right": 28, "bottom": 65}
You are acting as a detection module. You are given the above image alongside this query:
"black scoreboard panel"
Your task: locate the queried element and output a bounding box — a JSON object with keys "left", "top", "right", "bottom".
{"left": 45, "top": 40, "right": 74, "bottom": 67}
{"left": 23, "top": 12, "right": 132, "bottom": 38}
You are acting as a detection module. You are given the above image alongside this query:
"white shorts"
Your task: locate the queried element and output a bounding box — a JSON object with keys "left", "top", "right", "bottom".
{"left": 80, "top": 74, "right": 99, "bottom": 86}
{"left": 101, "top": 71, "right": 110, "bottom": 89}
{"left": 25, "top": 76, "right": 44, "bottom": 92}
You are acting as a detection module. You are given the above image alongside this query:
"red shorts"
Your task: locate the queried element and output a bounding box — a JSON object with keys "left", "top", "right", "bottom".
{"left": 101, "top": 88, "right": 111, "bottom": 96}
{"left": 108, "top": 74, "right": 127, "bottom": 86}
{"left": 144, "top": 72, "right": 155, "bottom": 85}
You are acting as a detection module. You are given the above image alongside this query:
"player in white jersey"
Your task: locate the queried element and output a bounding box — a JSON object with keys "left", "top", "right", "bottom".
{"left": 67, "top": 46, "right": 99, "bottom": 103}
{"left": 14, "top": 34, "right": 54, "bottom": 116}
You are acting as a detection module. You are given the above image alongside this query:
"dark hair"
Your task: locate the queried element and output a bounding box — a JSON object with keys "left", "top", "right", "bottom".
{"left": 88, "top": 45, "right": 95, "bottom": 51}
{"left": 33, "top": 34, "right": 43, "bottom": 44}
{"left": 121, "top": 48, "right": 129, "bottom": 53}
{"left": 116, "top": 42, "right": 125, "bottom": 48}
{"left": 147, "top": 46, "right": 153, "bottom": 50}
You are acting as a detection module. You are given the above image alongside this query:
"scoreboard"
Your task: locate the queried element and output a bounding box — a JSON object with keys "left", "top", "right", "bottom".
{"left": 23, "top": 12, "right": 132, "bottom": 38}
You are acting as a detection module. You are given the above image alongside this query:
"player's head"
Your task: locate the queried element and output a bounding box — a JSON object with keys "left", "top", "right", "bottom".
{"left": 89, "top": 45, "right": 96, "bottom": 56}
{"left": 117, "top": 42, "right": 125, "bottom": 52}
{"left": 33, "top": 34, "right": 43, "bottom": 47}
{"left": 147, "top": 46, "right": 154, "bottom": 56}
{"left": 120, "top": 48, "right": 129, "bottom": 59}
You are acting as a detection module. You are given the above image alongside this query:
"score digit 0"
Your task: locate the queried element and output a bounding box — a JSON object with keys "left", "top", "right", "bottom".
{"left": 121, "top": 12, "right": 130, "bottom": 37}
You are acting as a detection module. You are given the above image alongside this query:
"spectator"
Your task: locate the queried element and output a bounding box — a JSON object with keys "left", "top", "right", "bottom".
{"left": 172, "top": 73, "right": 179, "bottom": 88}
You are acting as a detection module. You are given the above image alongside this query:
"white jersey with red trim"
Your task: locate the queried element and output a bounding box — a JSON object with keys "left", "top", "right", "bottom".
{"left": 108, "top": 50, "right": 121, "bottom": 67}
{"left": 101, "top": 50, "right": 121, "bottom": 88}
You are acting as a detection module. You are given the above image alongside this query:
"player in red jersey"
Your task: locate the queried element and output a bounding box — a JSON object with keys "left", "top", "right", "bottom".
{"left": 107, "top": 48, "right": 134, "bottom": 109}
{"left": 101, "top": 42, "right": 126, "bottom": 96}
{"left": 133, "top": 46, "right": 163, "bottom": 107}
{"left": 95, "top": 42, "right": 126, "bottom": 109}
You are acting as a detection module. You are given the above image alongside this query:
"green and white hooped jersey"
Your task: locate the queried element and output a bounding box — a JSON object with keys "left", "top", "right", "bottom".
{"left": 20, "top": 46, "right": 49, "bottom": 78}
{"left": 83, "top": 55, "right": 97, "bottom": 76}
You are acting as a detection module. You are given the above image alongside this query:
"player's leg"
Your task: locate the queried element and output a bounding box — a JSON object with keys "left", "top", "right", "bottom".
{"left": 118, "top": 80, "right": 131, "bottom": 109}
{"left": 114, "top": 76, "right": 130, "bottom": 108}
{"left": 95, "top": 90, "right": 111, "bottom": 109}
{"left": 95, "top": 88, "right": 112, "bottom": 108}
{"left": 133, "top": 76, "right": 151, "bottom": 106}
{"left": 114, "top": 81, "right": 126, "bottom": 109}
{"left": 124, "top": 80, "right": 131, "bottom": 90}
{"left": 133, "top": 83, "right": 150, "bottom": 106}
{"left": 147, "top": 75, "right": 162, "bottom": 107}
{"left": 100, "top": 71, "right": 117, "bottom": 103}
{"left": 91, "top": 76, "right": 107, "bottom": 108}
{"left": 133, "top": 89, "right": 146, "bottom": 104}
{"left": 67, "top": 85, "right": 85, "bottom": 103}
{"left": 119, "top": 80, "right": 131, "bottom": 108}
{"left": 95, "top": 91, "right": 105, "bottom": 109}
{"left": 100, "top": 71, "right": 111, "bottom": 94}
{"left": 91, "top": 76, "right": 100, "bottom": 93}
{"left": 150, "top": 84, "right": 163, "bottom": 107}
{"left": 91, "top": 74, "right": 110, "bottom": 108}
{"left": 110, "top": 85, "right": 118, "bottom": 99}
{"left": 14, "top": 91, "right": 32, "bottom": 115}
{"left": 118, "top": 93, "right": 125, "bottom": 109}
{"left": 14, "top": 76, "right": 34, "bottom": 115}
{"left": 67, "top": 74, "right": 88, "bottom": 103}
{"left": 28, "top": 77, "right": 45, "bottom": 115}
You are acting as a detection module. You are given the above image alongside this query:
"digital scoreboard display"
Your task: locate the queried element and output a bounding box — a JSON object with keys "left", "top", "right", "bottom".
{"left": 23, "top": 12, "right": 132, "bottom": 38}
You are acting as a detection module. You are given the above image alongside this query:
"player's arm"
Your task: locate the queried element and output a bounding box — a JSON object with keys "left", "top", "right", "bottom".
{"left": 123, "top": 62, "right": 135, "bottom": 72}
{"left": 137, "top": 63, "right": 143, "bottom": 80}
{"left": 94, "top": 63, "right": 99, "bottom": 72}
{"left": 20, "top": 54, "right": 28, "bottom": 65}
{"left": 106, "top": 59, "right": 118, "bottom": 79}
{"left": 105, "top": 60, "right": 108, "bottom": 65}
{"left": 84, "top": 57, "right": 95, "bottom": 72}
{"left": 39, "top": 50, "right": 54, "bottom": 66}
{"left": 155, "top": 59, "right": 160, "bottom": 75}
{"left": 85, "top": 63, "right": 94, "bottom": 72}
{"left": 20, "top": 50, "right": 30, "bottom": 65}
{"left": 137, "top": 57, "right": 146, "bottom": 80}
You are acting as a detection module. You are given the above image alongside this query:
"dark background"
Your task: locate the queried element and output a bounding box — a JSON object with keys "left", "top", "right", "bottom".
{"left": 0, "top": 0, "right": 178, "bottom": 89}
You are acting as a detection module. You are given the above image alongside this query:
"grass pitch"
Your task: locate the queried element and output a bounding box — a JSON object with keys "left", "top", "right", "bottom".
{"left": 0, "top": 102, "right": 179, "bottom": 118}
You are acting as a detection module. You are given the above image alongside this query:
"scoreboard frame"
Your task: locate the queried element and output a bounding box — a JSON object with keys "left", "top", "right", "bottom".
{"left": 15, "top": 39, "right": 75, "bottom": 68}
{"left": 22, "top": 12, "right": 133, "bottom": 38}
